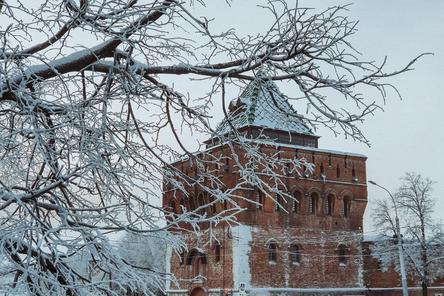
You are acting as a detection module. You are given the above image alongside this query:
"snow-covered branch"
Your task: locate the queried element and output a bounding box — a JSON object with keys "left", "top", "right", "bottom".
{"left": 0, "top": 1, "right": 425, "bottom": 294}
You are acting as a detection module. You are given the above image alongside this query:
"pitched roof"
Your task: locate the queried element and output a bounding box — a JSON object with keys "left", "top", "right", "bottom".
{"left": 215, "top": 77, "right": 315, "bottom": 136}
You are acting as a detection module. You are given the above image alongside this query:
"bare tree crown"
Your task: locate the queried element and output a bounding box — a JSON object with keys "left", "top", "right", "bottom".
{"left": 371, "top": 172, "right": 443, "bottom": 296}
{"left": 0, "top": 0, "right": 425, "bottom": 295}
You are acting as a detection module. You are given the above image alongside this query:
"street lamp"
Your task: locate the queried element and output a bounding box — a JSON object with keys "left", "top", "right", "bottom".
{"left": 369, "top": 180, "right": 409, "bottom": 296}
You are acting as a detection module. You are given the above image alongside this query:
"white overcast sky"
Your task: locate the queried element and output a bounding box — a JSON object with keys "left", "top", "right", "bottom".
{"left": 162, "top": 0, "right": 444, "bottom": 232}
{"left": 298, "top": 0, "right": 444, "bottom": 231}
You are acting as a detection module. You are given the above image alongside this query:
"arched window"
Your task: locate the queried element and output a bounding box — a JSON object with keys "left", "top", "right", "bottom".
{"left": 179, "top": 249, "right": 186, "bottom": 266}
{"left": 256, "top": 190, "right": 263, "bottom": 210}
{"left": 197, "top": 193, "right": 206, "bottom": 215}
{"left": 289, "top": 244, "right": 301, "bottom": 264}
{"left": 169, "top": 200, "right": 177, "bottom": 214}
{"left": 326, "top": 194, "right": 334, "bottom": 216}
{"left": 211, "top": 200, "right": 217, "bottom": 214}
{"left": 179, "top": 198, "right": 187, "bottom": 214}
{"left": 352, "top": 165, "right": 358, "bottom": 182}
{"left": 267, "top": 241, "right": 278, "bottom": 263}
{"left": 187, "top": 249, "right": 207, "bottom": 277}
{"left": 338, "top": 244, "right": 348, "bottom": 265}
{"left": 343, "top": 196, "right": 351, "bottom": 217}
{"left": 303, "top": 165, "right": 309, "bottom": 177}
{"left": 224, "top": 157, "right": 230, "bottom": 173}
{"left": 214, "top": 242, "right": 221, "bottom": 263}
{"left": 189, "top": 196, "right": 197, "bottom": 212}
{"left": 309, "top": 192, "right": 319, "bottom": 215}
{"left": 215, "top": 160, "right": 221, "bottom": 172}
{"left": 275, "top": 193, "right": 283, "bottom": 212}
{"left": 292, "top": 191, "right": 302, "bottom": 213}
{"left": 285, "top": 163, "right": 291, "bottom": 176}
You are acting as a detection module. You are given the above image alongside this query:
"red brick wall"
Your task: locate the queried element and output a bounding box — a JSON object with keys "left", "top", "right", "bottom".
{"left": 163, "top": 142, "right": 368, "bottom": 231}
{"left": 164, "top": 141, "right": 368, "bottom": 291}
{"left": 362, "top": 241, "right": 444, "bottom": 292}
{"left": 248, "top": 227, "right": 363, "bottom": 288}
{"left": 169, "top": 228, "right": 234, "bottom": 291}
{"left": 169, "top": 226, "right": 365, "bottom": 291}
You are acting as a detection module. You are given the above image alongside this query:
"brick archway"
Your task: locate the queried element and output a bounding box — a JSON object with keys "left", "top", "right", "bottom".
{"left": 190, "top": 287, "right": 206, "bottom": 296}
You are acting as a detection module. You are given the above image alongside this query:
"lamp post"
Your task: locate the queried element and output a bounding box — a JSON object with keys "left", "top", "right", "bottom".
{"left": 369, "top": 180, "right": 409, "bottom": 296}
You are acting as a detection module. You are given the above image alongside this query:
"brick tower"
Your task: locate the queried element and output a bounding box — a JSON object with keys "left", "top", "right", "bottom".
{"left": 163, "top": 77, "right": 368, "bottom": 296}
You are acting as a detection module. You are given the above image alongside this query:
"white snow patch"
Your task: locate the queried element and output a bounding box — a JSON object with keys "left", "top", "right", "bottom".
{"left": 357, "top": 257, "right": 364, "bottom": 287}
{"left": 232, "top": 225, "right": 253, "bottom": 290}
{"left": 362, "top": 234, "right": 389, "bottom": 242}
{"left": 165, "top": 245, "right": 172, "bottom": 290}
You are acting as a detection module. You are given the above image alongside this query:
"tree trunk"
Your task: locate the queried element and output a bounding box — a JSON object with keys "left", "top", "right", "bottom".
{"left": 421, "top": 280, "right": 428, "bottom": 296}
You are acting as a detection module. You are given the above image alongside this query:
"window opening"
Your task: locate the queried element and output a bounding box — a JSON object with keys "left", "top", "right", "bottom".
{"left": 289, "top": 244, "right": 301, "bottom": 264}
{"left": 338, "top": 245, "right": 347, "bottom": 265}
{"left": 343, "top": 197, "right": 351, "bottom": 217}
{"left": 309, "top": 193, "right": 318, "bottom": 215}
{"left": 224, "top": 158, "right": 230, "bottom": 173}
{"left": 292, "top": 191, "right": 301, "bottom": 213}
{"left": 267, "top": 241, "right": 277, "bottom": 263}
{"left": 326, "top": 194, "right": 334, "bottom": 216}
{"left": 215, "top": 243, "right": 221, "bottom": 263}
{"left": 170, "top": 200, "right": 176, "bottom": 214}
{"left": 275, "top": 193, "right": 282, "bottom": 212}
{"left": 256, "top": 190, "right": 263, "bottom": 210}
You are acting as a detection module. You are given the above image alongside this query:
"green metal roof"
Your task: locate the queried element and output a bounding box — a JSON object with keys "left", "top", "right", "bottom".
{"left": 215, "top": 77, "right": 314, "bottom": 136}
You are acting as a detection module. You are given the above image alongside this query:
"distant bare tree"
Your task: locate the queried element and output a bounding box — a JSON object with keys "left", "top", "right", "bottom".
{"left": 398, "top": 173, "right": 442, "bottom": 296}
{"left": 372, "top": 173, "right": 444, "bottom": 296}
{"left": 0, "top": 0, "right": 424, "bottom": 295}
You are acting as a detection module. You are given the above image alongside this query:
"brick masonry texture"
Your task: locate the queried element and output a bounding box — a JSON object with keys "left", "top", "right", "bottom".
{"left": 163, "top": 134, "right": 443, "bottom": 296}
{"left": 164, "top": 139, "right": 371, "bottom": 294}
